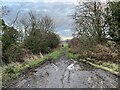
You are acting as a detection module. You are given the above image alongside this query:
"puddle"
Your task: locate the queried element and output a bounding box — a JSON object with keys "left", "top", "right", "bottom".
{"left": 67, "top": 63, "right": 75, "bottom": 70}
{"left": 66, "top": 60, "right": 94, "bottom": 71}
{"left": 67, "top": 60, "right": 77, "bottom": 71}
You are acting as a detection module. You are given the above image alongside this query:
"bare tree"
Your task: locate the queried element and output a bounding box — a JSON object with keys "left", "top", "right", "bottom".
{"left": 39, "top": 16, "right": 55, "bottom": 32}
{"left": 73, "top": 1, "right": 107, "bottom": 43}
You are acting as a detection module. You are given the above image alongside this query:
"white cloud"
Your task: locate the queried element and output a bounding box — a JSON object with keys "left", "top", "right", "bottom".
{"left": 64, "top": 29, "right": 71, "bottom": 32}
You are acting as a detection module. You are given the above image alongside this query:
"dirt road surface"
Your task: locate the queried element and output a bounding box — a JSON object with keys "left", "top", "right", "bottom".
{"left": 5, "top": 49, "right": 118, "bottom": 88}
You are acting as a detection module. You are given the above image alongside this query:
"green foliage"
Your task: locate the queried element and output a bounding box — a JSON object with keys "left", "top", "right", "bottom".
{"left": 2, "top": 65, "right": 20, "bottom": 84}
{"left": 4, "top": 66, "right": 16, "bottom": 74}
{"left": 46, "top": 32, "right": 60, "bottom": 49}
{"left": 5, "top": 45, "right": 25, "bottom": 63}
{"left": 105, "top": 2, "right": 120, "bottom": 44}
{"left": 64, "top": 43, "right": 79, "bottom": 60}
{"left": 25, "top": 29, "right": 60, "bottom": 54}
{"left": 2, "top": 15, "right": 60, "bottom": 64}
{"left": 2, "top": 19, "right": 20, "bottom": 64}
{"left": 67, "top": 52, "right": 79, "bottom": 60}
{"left": 2, "top": 19, "right": 19, "bottom": 51}
{"left": 48, "top": 49, "right": 61, "bottom": 60}
{"left": 23, "top": 14, "right": 60, "bottom": 54}
{"left": 67, "top": 49, "right": 79, "bottom": 60}
{"left": 24, "top": 29, "right": 42, "bottom": 54}
{"left": 64, "top": 44, "right": 69, "bottom": 48}
{"left": 2, "top": 26, "right": 19, "bottom": 51}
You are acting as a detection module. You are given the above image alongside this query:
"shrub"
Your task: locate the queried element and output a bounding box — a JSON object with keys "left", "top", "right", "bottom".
{"left": 6, "top": 45, "right": 25, "bottom": 63}
{"left": 25, "top": 30, "right": 60, "bottom": 54}
{"left": 69, "top": 38, "right": 80, "bottom": 54}
{"left": 87, "top": 44, "right": 118, "bottom": 62}
{"left": 69, "top": 37, "right": 118, "bottom": 62}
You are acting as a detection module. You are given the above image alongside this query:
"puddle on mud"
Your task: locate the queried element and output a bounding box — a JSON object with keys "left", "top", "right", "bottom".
{"left": 66, "top": 60, "right": 95, "bottom": 71}
{"left": 67, "top": 63, "right": 75, "bottom": 70}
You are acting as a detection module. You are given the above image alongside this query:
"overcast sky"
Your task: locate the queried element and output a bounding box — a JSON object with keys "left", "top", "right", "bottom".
{"left": 2, "top": 0, "right": 80, "bottom": 40}
{"left": 1, "top": 0, "right": 109, "bottom": 40}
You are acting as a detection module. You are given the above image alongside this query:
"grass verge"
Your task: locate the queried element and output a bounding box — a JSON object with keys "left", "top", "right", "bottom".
{"left": 67, "top": 52, "right": 79, "bottom": 60}
{"left": 80, "top": 59, "right": 119, "bottom": 75}
{"left": 2, "top": 48, "right": 62, "bottom": 86}
{"left": 80, "top": 58, "right": 119, "bottom": 75}
{"left": 65, "top": 44, "right": 79, "bottom": 60}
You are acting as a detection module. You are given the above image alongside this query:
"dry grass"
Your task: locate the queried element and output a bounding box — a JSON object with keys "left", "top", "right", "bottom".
{"left": 87, "top": 44, "right": 118, "bottom": 62}
{"left": 70, "top": 40, "right": 118, "bottom": 62}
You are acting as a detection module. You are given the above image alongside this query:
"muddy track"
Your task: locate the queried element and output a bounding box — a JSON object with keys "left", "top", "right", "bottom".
{"left": 4, "top": 48, "right": 119, "bottom": 88}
